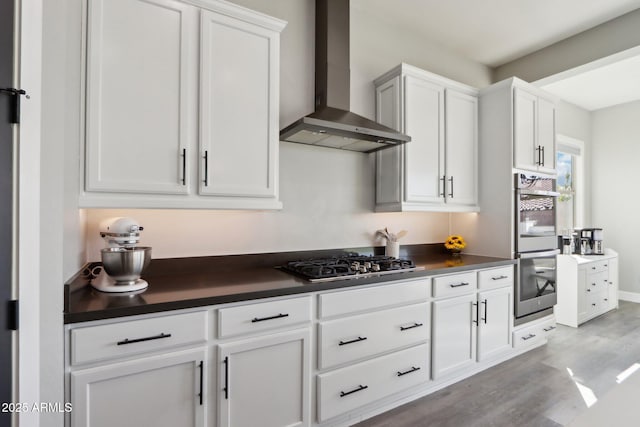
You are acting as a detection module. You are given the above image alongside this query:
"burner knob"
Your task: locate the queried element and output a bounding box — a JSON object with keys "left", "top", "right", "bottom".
{"left": 364, "top": 262, "right": 372, "bottom": 269}
{"left": 359, "top": 265, "right": 368, "bottom": 274}
{"left": 371, "top": 263, "right": 381, "bottom": 272}
{"left": 351, "top": 261, "right": 360, "bottom": 270}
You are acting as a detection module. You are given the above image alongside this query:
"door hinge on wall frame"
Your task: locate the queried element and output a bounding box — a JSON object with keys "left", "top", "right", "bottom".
{"left": 7, "top": 300, "right": 18, "bottom": 330}
{"left": 0, "top": 87, "right": 29, "bottom": 124}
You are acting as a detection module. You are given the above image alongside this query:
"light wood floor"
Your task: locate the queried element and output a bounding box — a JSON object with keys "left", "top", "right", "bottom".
{"left": 356, "top": 301, "right": 640, "bottom": 427}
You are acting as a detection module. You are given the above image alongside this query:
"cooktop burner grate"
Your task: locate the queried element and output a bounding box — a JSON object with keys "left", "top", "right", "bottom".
{"left": 280, "top": 254, "right": 424, "bottom": 282}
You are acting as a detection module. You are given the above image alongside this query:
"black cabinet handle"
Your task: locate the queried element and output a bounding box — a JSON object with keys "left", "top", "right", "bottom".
{"left": 116, "top": 332, "right": 171, "bottom": 346}
{"left": 592, "top": 303, "right": 596, "bottom": 307}
{"left": 448, "top": 176, "right": 454, "bottom": 198}
{"left": 223, "top": 356, "right": 229, "bottom": 400}
{"left": 339, "top": 384, "right": 368, "bottom": 397}
{"left": 472, "top": 302, "right": 479, "bottom": 325}
{"left": 339, "top": 336, "right": 367, "bottom": 346}
{"left": 541, "top": 146, "right": 545, "bottom": 167}
{"left": 522, "top": 333, "right": 537, "bottom": 341}
{"left": 586, "top": 289, "right": 591, "bottom": 292}
{"left": 400, "top": 322, "right": 424, "bottom": 331}
{"left": 198, "top": 361, "right": 204, "bottom": 405}
{"left": 482, "top": 299, "right": 487, "bottom": 324}
{"left": 203, "top": 151, "right": 209, "bottom": 186}
{"left": 181, "top": 148, "right": 186, "bottom": 185}
{"left": 397, "top": 366, "right": 421, "bottom": 377}
{"left": 450, "top": 282, "right": 469, "bottom": 288}
{"left": 251, "top": 313, "right": 289, "bottom": 323}
{"left": 439, "top": 176, "right": 446, "bottom": 197}
{"left": 543, "top": 326, "right": 556, "bottom": 332}
{"left": 491, "top": 275, "right": 508, "bottom": 281}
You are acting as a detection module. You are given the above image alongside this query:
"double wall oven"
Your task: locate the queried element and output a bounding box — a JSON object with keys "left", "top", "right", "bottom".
{"left": 515, "top": 173, "right": 560, "bottom": 320}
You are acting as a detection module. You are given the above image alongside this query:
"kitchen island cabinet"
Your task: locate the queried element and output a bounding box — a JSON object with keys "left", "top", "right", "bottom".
{"left": 81, "top": 0, "right": 285, "bottom": 210}
{"left": 374, "top": 63, "right": 478, "bottom": 213}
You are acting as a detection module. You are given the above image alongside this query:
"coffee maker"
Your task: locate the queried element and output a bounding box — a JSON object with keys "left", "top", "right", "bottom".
{"left": 574, "top": 228, "right": 604, "bottom": 255}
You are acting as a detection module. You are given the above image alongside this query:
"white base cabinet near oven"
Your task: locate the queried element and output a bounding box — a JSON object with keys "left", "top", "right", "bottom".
{"left": 217, "top": 329, "right": 311, "bottom": 427}
{"left": 432, "top": 267, "right": 513, "bottom": 380}
{"left": 70, "top": 348, "right": 206, "bottom": 427}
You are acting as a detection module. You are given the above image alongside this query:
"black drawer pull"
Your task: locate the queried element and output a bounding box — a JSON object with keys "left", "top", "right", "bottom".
{"left": 339, "top": 336, "right": 367, "bottom": 346}
{"left": 521, "top": 333, "right": 536, "bottom": 341}
{"left": 223, "top": 356, "right": 229, "bottom": 399}
{"left": 491, "top": 275, "right": 508, "bottom": 281}
{"left": 450, "top": 282, "right": 469, "bottom": 288}
{"left": 340, "top": 384, "right": 368, "bottom": 397}
{"left": 198, "top": 361, "right": 204, "bottom": 405}
{"left": 400, "top": 322, "right": 424, "bottom": 331}
{"left": 543, "top": 326, "right": 556, "bottom": 332}
{"left": 116, "top": 332, "right": 171, "bottom": 346}
{"left": 397, "top": 366, "right": 421, "bottom": 377}
{"left": 251, "top": 313, "right": 289, "bottom": 323}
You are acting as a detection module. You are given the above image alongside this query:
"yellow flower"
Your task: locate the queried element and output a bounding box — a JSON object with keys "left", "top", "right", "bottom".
{"left": 444, "top": 235, "right": 466, "bottom": 250}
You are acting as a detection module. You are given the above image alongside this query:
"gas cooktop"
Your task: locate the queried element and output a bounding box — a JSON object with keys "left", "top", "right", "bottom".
{"left": 279, "top": 253, "right": 424, "bottom": 283}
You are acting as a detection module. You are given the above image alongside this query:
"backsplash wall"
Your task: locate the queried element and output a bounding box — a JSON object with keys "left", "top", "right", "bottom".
{"left": 85, "top": 142, "right": 451, "bottom": 260}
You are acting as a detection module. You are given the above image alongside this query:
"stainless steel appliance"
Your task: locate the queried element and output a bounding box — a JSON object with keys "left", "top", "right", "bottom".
{"left": 515, "top": 173, "right": 559, "bottom": 253}
{"left": 577, "top": 228, "right": 604, "bottom": 255}
{"left": 280, "top": 254, "right": 423, "bottom": 283}
{"left": 515, "top": 173, "right": 560, "bottom": 320}
{"left": 92, "top": 217, "right": 151, "bottom": 293}
{"left": 515, "top": 249, "right": 559, "bottom": 319}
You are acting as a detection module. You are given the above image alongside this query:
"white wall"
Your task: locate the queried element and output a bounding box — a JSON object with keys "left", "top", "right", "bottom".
{"left": 591, "top": 100, "right": 640, "bottom": 294}
{"left": 82, "top": 0, "right": 495, "bottom": 261}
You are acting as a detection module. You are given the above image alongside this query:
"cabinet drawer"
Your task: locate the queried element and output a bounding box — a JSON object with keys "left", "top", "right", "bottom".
{"left": 512, "top": 316, "right": 556, "bottom": 349}
{"left": 318, "top": 303, "right": 429, "bottom": 370}
{"left": 433, "top": 272, "right": 477, "bottom": 298}
{"left": 71, "top": 311, "right": 207, "bottom": 366}
{"left": 317, "top": 343, "right": 430, "bottom": 422}
{"left": 318, "top": 279, "right": 430, "bottom": 319}
{"left": 586, "top": 271, "right": 608, "bottom": 294}
{"left": 218, "top": 296, "right": 311, "bottom": 339}
{"left": 587, "top": 260, "right": 610, "bottom": 274}
{"left": 478, "top": 266, "right": 513, "bottom": 290}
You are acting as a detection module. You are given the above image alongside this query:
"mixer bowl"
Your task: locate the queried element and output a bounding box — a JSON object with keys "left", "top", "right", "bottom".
{"left": 101, "top": 247, "right": 152, "bottom": 285}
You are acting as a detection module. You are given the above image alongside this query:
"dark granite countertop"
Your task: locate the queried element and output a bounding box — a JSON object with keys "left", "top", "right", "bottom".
{"left": 64, "top": 245, "right": 515, "bottom": 324}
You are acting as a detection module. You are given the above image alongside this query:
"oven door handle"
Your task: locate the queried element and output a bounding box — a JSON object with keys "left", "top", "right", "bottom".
{"left": 518, "top": 189, "right": 560, "bottom": 197}
{"left": 518, "top": 249, "right": 560, "bottom": 259}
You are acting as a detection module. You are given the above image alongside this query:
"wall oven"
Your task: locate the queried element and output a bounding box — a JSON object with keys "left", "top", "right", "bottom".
{"left": 515, "top": 173, "right": 559, "bottom": 253}
{"left": 515, "top": 249, "right": 559, "bottom": 319}
{"left": 514, "top": 173, "right": 560, "bottom": 320}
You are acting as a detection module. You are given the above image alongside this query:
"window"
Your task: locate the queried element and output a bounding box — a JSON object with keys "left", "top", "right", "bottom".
{"left": 556, "top": 135, "right": 584, "bottom": 234}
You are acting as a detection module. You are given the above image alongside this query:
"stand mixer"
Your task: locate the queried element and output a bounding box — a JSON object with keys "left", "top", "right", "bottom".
{"left": 91, "top": 217, "right": 152, "bottom": 293}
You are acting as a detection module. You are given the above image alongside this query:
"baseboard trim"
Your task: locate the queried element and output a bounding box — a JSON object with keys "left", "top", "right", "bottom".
{"left": 618, "top": 291, "right": 640, "bottom": 303}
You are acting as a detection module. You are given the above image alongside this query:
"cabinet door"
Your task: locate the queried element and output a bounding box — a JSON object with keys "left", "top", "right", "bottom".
{"left": 607, "top": 257, "right": 619, "bottom": 310}
{"left": 85, "top": 0, "right": 197, "bottom": 194}
{"left": 199, "top": 10, "right": 279, "bottom": 200}
{"left": 375, "top": 77, "right": 403, "bottom": 205}
{"left": 445, "top": 89, "right": 477, "bottom": 206}
{"left": 70, "top": 348, "right": 206, "bottom": 427}
{"left": 477, "top": 287, "right": 512, "bottom": 361}
{"left": 577, "top": 267, "right": 590, "bottom": 323}
{"left": 218, "top": 329, "right": 310, "bottom": 427}
{"left": 537, "top": 97, "right": 556, "bottom": 173}
{"left": 432, "top": 294, "right": 477, "bottom": 380}
{"left": 403, "top": 75, "right": 445, "bottom": 204}
{"left": 513, "top": 87, "right": 537, "bottom": 171}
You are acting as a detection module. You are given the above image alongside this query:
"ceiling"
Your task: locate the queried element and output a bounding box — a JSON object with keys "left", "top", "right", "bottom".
{"left": 357, "top": 0, "right": 640, "bottom": 110}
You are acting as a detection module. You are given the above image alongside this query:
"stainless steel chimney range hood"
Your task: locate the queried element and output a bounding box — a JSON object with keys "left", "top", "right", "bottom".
{"left": 279, "top": 0, "right": 410, "bottom": 153}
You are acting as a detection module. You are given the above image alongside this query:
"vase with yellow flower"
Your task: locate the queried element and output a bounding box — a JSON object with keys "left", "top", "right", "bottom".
{"left": 444, "top": 235, "right": 466, "bottom": 256}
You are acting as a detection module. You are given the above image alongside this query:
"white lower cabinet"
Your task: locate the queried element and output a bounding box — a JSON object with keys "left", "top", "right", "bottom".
{"left": 70, "top": 348, "right": 207, "bottom": 427}
{"left": 556, "top": 251, "right": 619, "bottom": 327}
{"left": 217, "top": 328, "right": 310, "bottom": 427}
{"left": 432, "top": 268, "right": 513, "bottom": 380}
{"left": 317, "top": 344, "right": 430, "bottom": 422}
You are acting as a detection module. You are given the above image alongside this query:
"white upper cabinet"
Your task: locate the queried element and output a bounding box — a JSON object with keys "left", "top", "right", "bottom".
{"left": 85, "top": 0, "right": 198, "bottom": 196}
{"left": 512, "top": 84, "right": 557, "bottom": 174}
{"left": 82, "top": 0, "right": 286, "bottom": 209}
{"left": 374, "top": 64, "right": 479, "bottom": 212}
